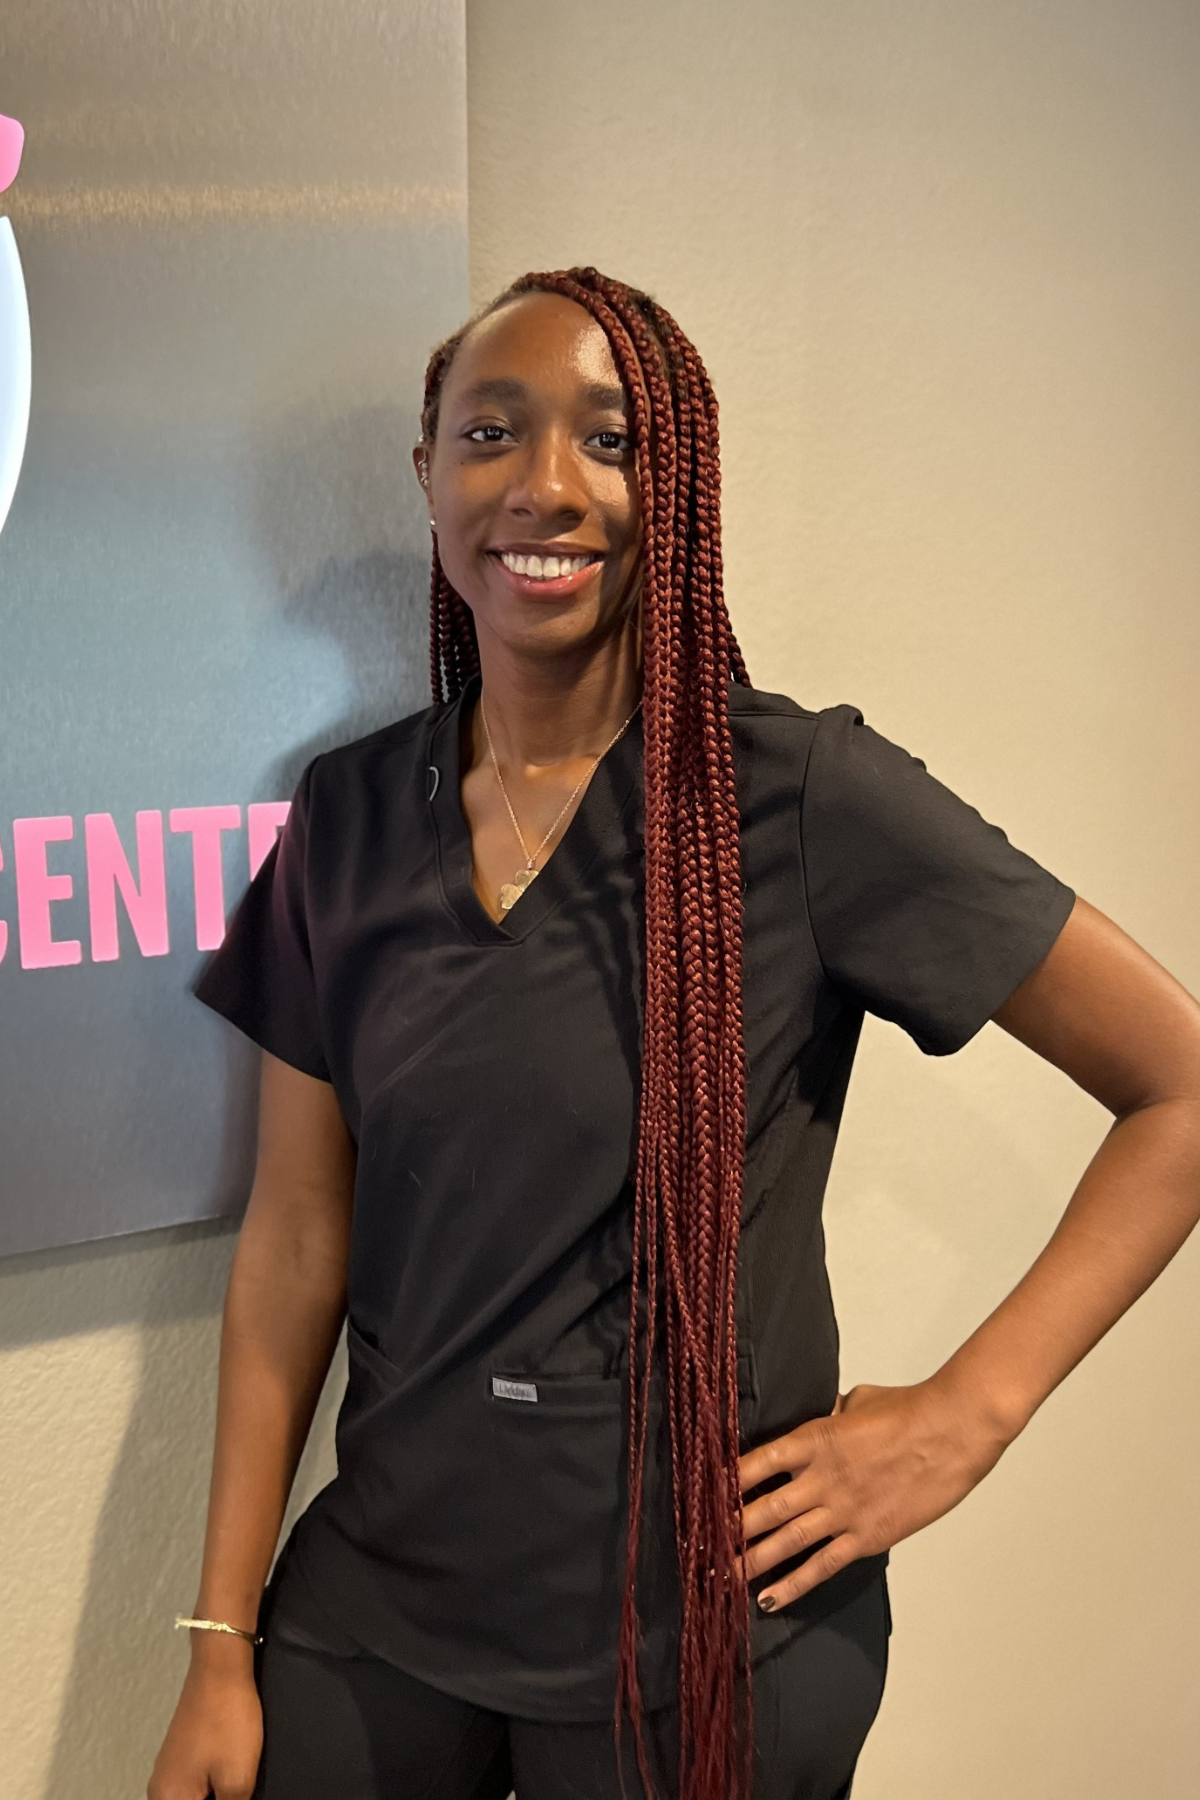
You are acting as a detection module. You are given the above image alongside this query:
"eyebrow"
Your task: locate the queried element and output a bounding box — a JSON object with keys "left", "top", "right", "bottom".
{"left": 581, "top": 382, "right": 628, "bottom": 411}
{"left": 457, "top": 377, "right": 629, "bottom": 412}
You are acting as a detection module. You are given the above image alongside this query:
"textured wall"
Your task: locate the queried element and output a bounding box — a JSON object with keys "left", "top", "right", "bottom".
{"left": 468, "top": 3, "right": 1200, "bottom": 1794}
{"left": 0, "top": 1225, "right": 345, "bottom": 1794}
{"left": 3, "top": 2, "right": 1199, "bottom": 1794}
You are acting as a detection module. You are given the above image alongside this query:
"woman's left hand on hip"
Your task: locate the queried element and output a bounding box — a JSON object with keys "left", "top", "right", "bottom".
{"left": 737, "top": 1378, "right": 1008, "bottom": 1611}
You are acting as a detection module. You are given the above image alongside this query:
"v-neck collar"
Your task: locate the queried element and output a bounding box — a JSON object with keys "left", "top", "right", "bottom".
{"left": 426, "top": 673, "right": 645, "bottom": 946}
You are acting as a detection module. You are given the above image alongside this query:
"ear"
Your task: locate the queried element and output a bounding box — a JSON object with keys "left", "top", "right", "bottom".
{"left": 412, "top": 443, "right": 438, "bottom": 537}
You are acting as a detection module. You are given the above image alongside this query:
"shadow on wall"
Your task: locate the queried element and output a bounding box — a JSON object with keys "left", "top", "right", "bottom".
{"left": 267, "top": 542, "right": 434, "bottom": 800}
{"left": 199, "top": 394, "right": 435, "bottom": 1226}
{"left": 245, "top": 392, "right": 434, "bottom": 811}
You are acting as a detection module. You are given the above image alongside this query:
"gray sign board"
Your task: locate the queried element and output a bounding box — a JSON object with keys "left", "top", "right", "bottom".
{"left": 0, "top": 0, "right": 468, "bottom": 1254}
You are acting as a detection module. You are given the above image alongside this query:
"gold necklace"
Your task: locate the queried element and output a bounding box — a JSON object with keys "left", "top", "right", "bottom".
{"left": 480, "top": 695, "right": 641, "bottom": 912}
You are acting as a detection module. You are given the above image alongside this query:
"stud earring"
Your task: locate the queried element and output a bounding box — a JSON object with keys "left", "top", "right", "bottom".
{"left": 429, "top": 518, "right": 437, "bottom": 533}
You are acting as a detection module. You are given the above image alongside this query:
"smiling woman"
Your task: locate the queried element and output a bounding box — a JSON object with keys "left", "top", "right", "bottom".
{"left": 417, "top": 287, "right": 649, "bottom": 923}
{"left": 149, "top": 268, "right": 1200, "bottom": 1800}
{"left": 420, "top": 287, "right": 646, "bottom": 685}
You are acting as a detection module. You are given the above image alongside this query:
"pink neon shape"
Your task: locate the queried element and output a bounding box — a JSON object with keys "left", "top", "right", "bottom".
{"left": 13, "top": 816, "right": 83, "bottom": 969}
{"left": 0, "top": 116, "right": 23, "bottom": 195}
{"left": 170, "top": 806, "right": 242, "bottom": 950}
{"left": 85, "top": 811, "right": 170, "bottom": 962}
{"left": 247, "top": 801, "right": 291, "bottom": 879}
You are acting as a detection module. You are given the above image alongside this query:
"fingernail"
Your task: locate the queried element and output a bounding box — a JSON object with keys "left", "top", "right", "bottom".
{"left": 757, "top": 1593, "right": 777, "bottom": 1613}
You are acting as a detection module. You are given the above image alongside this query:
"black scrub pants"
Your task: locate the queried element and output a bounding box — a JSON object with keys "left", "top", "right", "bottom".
{"left": 248, "top": 1542, "right": 890, "bottom": 1800}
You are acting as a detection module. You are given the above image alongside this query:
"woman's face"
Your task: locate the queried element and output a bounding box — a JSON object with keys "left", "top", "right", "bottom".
{"left": 415, "top": 291, "right": 642, "bottom": 664}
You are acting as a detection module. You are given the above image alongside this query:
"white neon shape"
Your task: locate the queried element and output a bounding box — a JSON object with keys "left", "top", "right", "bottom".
{"left": 0, "top": 114, "right": 30, "bottom": 541}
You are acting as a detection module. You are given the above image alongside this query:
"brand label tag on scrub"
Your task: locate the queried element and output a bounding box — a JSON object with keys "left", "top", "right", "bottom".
{"left": 491, "top": 1376, "right": 538, "bottom": 1403}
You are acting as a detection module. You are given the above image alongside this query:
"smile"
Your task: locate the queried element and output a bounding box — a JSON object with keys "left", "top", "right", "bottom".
{"left": 486, "top": 547, "right": 606, "bottom": 600}
{"left": 496, "top": 550, "right": 600, "bottom": 580}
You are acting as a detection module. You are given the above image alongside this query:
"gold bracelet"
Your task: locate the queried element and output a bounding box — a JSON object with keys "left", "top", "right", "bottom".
{"left": 174, "top": 1613, "right": 263, "bottom": 1647}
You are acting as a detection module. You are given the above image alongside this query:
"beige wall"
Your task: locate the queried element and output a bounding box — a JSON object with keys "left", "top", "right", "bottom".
{"left": 3, "top": 1, "right": 1199, "bottom": 1793}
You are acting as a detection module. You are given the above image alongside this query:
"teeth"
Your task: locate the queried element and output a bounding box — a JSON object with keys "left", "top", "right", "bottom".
{"left": 499, "top": 551, "right": 595, "bottom": 579}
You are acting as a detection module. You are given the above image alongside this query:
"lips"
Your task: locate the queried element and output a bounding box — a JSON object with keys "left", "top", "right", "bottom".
{"left": 486, "top": 546, "right": 604, "bottom": 600}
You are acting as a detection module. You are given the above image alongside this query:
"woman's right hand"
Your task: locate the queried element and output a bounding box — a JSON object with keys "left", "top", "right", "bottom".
{"left": 147, "top": 1655, "right": 264, "bottom": 1800}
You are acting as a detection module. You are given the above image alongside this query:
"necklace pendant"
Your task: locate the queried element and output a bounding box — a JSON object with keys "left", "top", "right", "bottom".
{"left": 498, "top": 866, "right": 537, "bottom": 912}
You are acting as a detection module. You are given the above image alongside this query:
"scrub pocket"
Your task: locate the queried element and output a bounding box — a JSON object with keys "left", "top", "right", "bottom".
{"left": 481, "top": 1368, "right": 634, "bottom": 1670}
{"left": 330, "top": 1324, "right": 679, "bottom": 1691}
{"left": 477, "top": 1353, "right": 757, "bottom": 1690}
{"left": 330, "top": 1320, "right": 779, "bottom": 1708}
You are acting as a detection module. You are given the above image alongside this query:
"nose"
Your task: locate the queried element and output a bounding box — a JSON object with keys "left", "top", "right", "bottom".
{"left": 503, "top": 425, "right": 588, "bottom": 526}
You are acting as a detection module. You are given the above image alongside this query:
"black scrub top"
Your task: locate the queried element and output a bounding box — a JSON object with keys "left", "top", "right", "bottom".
{"left": 195, "top": 675, "right": 1075, "bottom": 1722}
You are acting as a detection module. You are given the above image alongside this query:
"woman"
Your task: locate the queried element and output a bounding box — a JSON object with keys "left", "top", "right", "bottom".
{"left": 148, "top": 268, "right": 1200, "bottom": 1800}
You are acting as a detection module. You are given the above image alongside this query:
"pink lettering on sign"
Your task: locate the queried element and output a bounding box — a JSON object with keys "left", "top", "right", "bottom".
{"left": 169, "top": 806, "right": 242, "bottom": 951}
{"left": 0, "top": 799, "right": 291, "bottom": 968}
{"left": 85, "top": 811, "right": 170, "bottom": 961}
{"left": 247, "top": 802, "right": 291, "bottom": 879}
{"left": 13, "top": 816, "right": 82, "bottom": 969}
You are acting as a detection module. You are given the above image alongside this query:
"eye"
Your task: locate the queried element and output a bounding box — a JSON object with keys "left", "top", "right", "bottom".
{"left": 465, "top": 423, "right": 514, "bottom": 444}
{"left": 587, "top": 429, "right": 632, "bottom": 454}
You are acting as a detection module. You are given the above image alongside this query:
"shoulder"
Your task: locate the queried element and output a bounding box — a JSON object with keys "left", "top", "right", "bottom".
{"left": 299, "top": 697, "right": 450, "bottom": 812}
{"left": 727, "top": 682, "right": 820, "bottom": 728}
{"left": 727, "top": 683, "right": 864, "bottom": 734}
{"left": 727, "top": 683, "right": 868, "bottom": 776}
{"left": 313, "top": 698, "right": 442, "bottom": 775}
{"left": 727, "top": 685, "right": 961, "bottom": 848}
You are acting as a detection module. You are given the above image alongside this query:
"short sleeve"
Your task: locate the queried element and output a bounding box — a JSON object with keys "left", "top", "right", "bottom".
{"left": 801, "top": 704, "right": 1076, "bottom": 1056}
{"left": 192, "top": 756, "right": 331, "bottom": 1081}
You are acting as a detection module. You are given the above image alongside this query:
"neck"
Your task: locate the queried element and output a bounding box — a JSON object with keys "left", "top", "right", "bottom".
{"left": 464, "top": 623, "right": 642, "bottom": 774}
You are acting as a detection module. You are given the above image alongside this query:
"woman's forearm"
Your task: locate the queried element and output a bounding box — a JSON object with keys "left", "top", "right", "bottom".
{"left": 188, "top": 1184, "right": 348, "bottom": 1667}
{"left": 741, "top": 905, "right": 1200, "bottom": 1607}
{"left": 932, "top": 1093, "right": 1200, "bottom": 1446}
{"left": 740, "top": 1094, "right": 1200, "bottom": 1606}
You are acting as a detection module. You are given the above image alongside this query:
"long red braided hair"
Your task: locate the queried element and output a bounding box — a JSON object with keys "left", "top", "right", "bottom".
{"left": 421, "top": 268, "right": 754, "bottom": 1800}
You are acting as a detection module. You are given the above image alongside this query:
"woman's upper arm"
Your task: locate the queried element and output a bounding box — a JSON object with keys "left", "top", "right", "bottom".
{"left": 242, "top": 1050, "right": 357, "bottom": 1277}
{"left": 992, "top": 895, "right": 1200, "bottom": 1116}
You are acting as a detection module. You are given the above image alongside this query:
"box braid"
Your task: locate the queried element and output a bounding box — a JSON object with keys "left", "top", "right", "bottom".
{"left": 421, "top": 268, "right": 754, "bottom": 1800}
